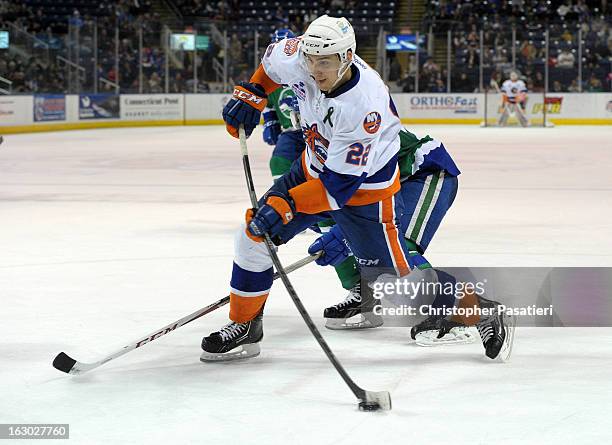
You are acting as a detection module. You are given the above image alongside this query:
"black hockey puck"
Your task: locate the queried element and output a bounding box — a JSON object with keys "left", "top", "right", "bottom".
{"left": 52, "top": 352, "right": 76, "bottom": 373}
{"left": 358, "top": 401, "right": 381, "bottom": 411}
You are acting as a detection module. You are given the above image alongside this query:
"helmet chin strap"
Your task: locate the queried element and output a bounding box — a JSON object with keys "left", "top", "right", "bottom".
{"left": 327, "top": 60, "right": 352, "bottom": 92}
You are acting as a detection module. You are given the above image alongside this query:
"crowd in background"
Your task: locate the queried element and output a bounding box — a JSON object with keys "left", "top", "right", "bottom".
{"left": 1, "top": 0, "right": 610, "bottom": 94}
{"left": 413, "top": 0, "right": 611, "bottom": 92}
{"left": 0, "top": 0, "right": 169, "bottom": 93}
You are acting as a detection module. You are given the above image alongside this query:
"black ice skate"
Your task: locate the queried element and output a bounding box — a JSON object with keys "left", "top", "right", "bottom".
{"left": 476, "top": 298, "right": 516, "bottom": 362}
{"left": 200, "top": 312, "right": 263, "bottom": 362}
{"left": 324, "top": 282, "right": 383, "bottom": 330}
{"left": 410, "top": 314, "right": 477, "bottom": 347}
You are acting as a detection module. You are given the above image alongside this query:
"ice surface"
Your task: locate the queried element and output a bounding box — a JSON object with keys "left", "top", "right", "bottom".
{"left": 1, "top": 125, "right": 611, "bottom": 444}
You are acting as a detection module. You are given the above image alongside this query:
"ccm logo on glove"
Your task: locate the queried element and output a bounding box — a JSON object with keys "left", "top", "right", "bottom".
{"left": 233, "top": 87, "right": 266, "bottom": 107}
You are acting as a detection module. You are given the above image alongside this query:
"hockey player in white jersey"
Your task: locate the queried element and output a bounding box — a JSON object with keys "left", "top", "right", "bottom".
{"left": 201, "top": 15, "right": 414, "bottom": 361}
{"left": 498, "top": 71, "right": 529, "bottom": 127}
{"left": 203, "top": 14, "right": 515, "bottom": 362}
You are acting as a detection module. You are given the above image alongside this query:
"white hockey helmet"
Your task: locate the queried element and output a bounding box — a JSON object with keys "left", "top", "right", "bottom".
{"left": 300, "top": 15, "right": 356, "bottom": 65}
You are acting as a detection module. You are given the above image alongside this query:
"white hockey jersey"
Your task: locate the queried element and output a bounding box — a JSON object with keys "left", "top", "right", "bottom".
{"left": 501, "top": 79, "right": 528, "bottom": 103}
{"left": 261, "top": 37, "right": 402, "bottom": 210}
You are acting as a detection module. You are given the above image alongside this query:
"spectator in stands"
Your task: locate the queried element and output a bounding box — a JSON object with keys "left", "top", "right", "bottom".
{"left": 453, "top": 72, "right": 475, "bottom": 92}
{"left": 422, "top": 57, "right": 440, "bottom": 78}
{"left": 466, "top": 46, "right": 479, "bottom": 68}
{"left": 432, "top": 78, "right": 446, "bottom": 93}
{"left": 561, "top": 28, "right": 574, "bottom": 44}
{"left": 587, "top": 74, "right": 604, "bottom": 92}
{"left": 399, "top": 71, "right": 415, "bottom": 93}
{"left": 533, "top": 71, "right": 545, "bottom": 92}
{"left": 170, "top": 72, "right": 185, "bottom": 93}
{"left": 552, "top": 80, "right": 564, "bottom": 92}
{"left": 148, "top": 71, "right": 163, "bottom": 93}
{"left": 389, "top": 56, "right": 402, "bottom": 82}
{"left": 520, "top": 40, "right": 537, "bottom": 62}
{"left": 272, "top": 6, "right": 289, "bottom": 27}
{"left": 568, "top": 78, "right": 581, "bottom": 92}
{"left": 230, "top": 33, "right": 243, "bottom": 62}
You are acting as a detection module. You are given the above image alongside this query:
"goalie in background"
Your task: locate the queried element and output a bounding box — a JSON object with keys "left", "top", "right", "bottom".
{"left": 497, "top": 71, "right": 529, "bottom": 127}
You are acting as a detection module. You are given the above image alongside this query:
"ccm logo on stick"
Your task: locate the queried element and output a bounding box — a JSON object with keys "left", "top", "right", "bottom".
{"left": 136, "top": 324, "right": 179, "bottom": 348}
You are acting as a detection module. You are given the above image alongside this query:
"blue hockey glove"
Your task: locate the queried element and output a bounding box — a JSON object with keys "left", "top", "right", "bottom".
{"left": 308, "top": 225, "right": 351, "bottom": 267}
{"left": 248, "top": 191, "right": 296, "bottom": 238}
{"left": 223, "top": 81, "right": 267, "bottom": 138}
{"left": 262, "top": 109, "right": 281, "bottom": 145}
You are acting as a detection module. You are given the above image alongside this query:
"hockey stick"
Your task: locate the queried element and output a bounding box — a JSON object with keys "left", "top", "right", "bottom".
{"left": 52, "top": 253, "right": 319, "bottom": 375}
{"left": 239, "top": 126, "right": 391, "bottom": 411}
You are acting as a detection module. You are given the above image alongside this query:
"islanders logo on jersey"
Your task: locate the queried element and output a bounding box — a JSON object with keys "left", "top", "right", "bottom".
{"left": 363, "top": 111, "right": 382, "bottom": 134}
{"left": 303, "top": 123, "right": 329, "bottom": 165}
{"left": 284, "top": 38, "right": 300, "bottom": 56}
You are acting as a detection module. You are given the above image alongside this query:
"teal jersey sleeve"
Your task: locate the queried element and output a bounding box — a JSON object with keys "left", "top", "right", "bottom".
{"left": 398, "top": 129, "right": 460, "bottom": 179}
{"left": 268, "top": 86, "right": 297, "bottom": 131}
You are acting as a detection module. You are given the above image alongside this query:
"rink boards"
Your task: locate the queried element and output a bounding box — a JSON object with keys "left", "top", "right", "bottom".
{"left": 1, "top": 92, "right": 610, "bottom": 134}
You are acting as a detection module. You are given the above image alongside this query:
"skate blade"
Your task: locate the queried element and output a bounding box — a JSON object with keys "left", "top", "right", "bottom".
{"left": 496, "top": 314, "right": 516, "bottom": 363}
{"left": 415, "top": 327, "right": 478, "bottom": 347}
{"left": 325, "top": 312, "right": 383, "bottom": 330}
{"left": 200, "top": 343, "right": 261, "bottom": 362}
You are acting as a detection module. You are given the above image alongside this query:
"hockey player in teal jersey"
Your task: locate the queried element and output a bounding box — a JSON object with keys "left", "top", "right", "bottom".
{"left": 312, "top": 127, "right": 465, "bottom": 334}
{"left": 311, "top": 127, "right": 516, "bottom": 358}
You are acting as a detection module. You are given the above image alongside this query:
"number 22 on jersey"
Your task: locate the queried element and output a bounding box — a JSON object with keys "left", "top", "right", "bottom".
{"left": 345, "top": 143, "right": 371, "bottom": 166}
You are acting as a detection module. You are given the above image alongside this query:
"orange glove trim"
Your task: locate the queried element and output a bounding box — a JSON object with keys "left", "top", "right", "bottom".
{"left": 226, "top": 123, "right": 239, "bottom": 139}
{"left": 266, "top": 196, "right": 294, "bottom": 224}
{"left": 244, "top": 209, "right": 263, "bottom": 243}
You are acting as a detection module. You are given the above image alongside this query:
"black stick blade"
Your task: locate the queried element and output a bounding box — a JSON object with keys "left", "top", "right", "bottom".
{"left": 53, "top": 352, "right": 77, "bottom": 373}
